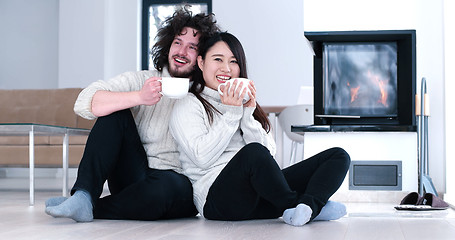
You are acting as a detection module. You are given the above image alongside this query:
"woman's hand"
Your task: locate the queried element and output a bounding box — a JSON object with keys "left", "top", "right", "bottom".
{"left": 243, "top": 81, "right": 257, "bottom": 108}
{"left": 219, "top": 79, "right": 245, "bottom": 106}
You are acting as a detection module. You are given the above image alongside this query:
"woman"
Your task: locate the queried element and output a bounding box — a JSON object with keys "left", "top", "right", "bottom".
{"left": 170, "top": 32, "right": 350, "bottom": 226}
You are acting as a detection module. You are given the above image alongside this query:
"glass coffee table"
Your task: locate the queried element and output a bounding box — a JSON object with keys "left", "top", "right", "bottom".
{"left": 0, "top": 123, "right": 90, "bottom": 205}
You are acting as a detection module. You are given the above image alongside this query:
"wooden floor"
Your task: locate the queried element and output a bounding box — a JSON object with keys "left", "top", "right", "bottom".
{"left": 1, "top": 190, "right": 455, "bottom": 240}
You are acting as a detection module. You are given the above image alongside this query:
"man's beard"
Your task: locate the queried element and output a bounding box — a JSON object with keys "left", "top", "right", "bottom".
{"left": 169, "top": 65, "right": 194, "bottom": 78}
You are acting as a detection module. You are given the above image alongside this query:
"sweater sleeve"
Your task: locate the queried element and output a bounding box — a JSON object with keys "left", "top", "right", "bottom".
{"left": 240, "top": 107, "right": 277, "bottom": 156}
{"left": 74, "top": 71, "right": 150, "bottom": 120}
{"left": 170, "top": 95, "right": 243, "bottom": 170}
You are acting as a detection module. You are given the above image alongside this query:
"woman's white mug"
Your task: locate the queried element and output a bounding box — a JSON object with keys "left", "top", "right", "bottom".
{"left": 159, "top": 77, "right": 190, "bottom": 99}
{"left": 217, "top": 78, "right": 251, "bottom": 102}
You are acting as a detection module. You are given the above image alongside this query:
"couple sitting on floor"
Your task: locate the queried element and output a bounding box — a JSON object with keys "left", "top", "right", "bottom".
{"left": 45, "top": 7, "right": 350, "bottom": 227}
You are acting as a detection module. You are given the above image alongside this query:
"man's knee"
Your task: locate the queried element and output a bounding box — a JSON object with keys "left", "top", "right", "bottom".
{"left": 97, "top": 109, "right": 132, "bottom": 122}
{"left": 92, "top": 109, "right": 135, "bottom": 133}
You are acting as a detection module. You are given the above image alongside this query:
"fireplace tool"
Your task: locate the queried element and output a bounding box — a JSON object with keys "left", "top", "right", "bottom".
{"left": 417, "top": 77, "right": 438, "bottom": 196}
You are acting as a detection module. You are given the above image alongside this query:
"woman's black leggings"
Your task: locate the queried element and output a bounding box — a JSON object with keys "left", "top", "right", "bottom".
{"left": 72, "top": 109, "right": 197, "bottom": 220}
{"left": 203, "top": 143, "right": 350, "bottom": 221}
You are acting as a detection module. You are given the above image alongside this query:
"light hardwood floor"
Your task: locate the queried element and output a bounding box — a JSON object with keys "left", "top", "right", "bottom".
{"left": 1, "top": 189, "right": 455, "bottom": 240}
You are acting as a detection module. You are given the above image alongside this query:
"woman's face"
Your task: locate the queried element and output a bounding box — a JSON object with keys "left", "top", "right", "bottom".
{"left": 197, "top": 41, "right": 240, "bottom": 90}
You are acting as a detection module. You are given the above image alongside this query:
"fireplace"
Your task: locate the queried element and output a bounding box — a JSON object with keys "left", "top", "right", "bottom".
{"left": 305, "top": 30, "right": 416, "bottom": 131}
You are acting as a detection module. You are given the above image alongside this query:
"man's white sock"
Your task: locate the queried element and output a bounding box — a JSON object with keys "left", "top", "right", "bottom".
{"left": 45, "top": 196, "right": 68, "bottom": 207}
{"left": 45, "top": 190, "right": 93, "bottom": 222}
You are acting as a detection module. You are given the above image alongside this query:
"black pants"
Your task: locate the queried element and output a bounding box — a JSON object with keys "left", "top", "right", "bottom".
{"left": 203, "top": 143, "right": 350, "bottom": 221}
{"left": 72, "top": 109, "right": 197, "bottom": 220}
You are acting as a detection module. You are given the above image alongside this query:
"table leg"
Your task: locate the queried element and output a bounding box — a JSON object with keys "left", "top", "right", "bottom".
{"left": 268, "top": 113, "right": 284, "bottom": 168}
{"left": 29, "top": 130, "right": 34, "bottom": 206}
{"left": 62, "top": 133, "right": 69, "bottom": 197}
{"left": 276, "top": 118, "right": 284, "bottom": 168}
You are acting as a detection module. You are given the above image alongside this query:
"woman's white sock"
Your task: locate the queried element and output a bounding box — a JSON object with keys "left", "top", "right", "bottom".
{"left": 282, "top": 203, "right": 312, "bottom": 226}
{"left": 313, "top": 201, "right": 347, "bottom": 221}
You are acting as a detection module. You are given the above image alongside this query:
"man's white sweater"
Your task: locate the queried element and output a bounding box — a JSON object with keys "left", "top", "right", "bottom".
{"left": 73, "top": 68, "right": 183, "bottom": 173}
{"left": 170, "top": 87, "right": 276, "bottom": 216}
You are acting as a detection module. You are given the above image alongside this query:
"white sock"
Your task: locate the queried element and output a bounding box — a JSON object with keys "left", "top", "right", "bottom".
{"left": 282, "top": 203, "right": 312, "bottom": 226}
{"left": 45, "top": 190, "right": 93, "bottom": 222}
{"left": 313, "top": 201, "right": 347, "bottom": 221}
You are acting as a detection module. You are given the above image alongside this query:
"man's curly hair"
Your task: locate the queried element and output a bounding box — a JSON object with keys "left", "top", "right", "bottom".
{"left": 152, "top": 6, "right": 220, "bottom": 71}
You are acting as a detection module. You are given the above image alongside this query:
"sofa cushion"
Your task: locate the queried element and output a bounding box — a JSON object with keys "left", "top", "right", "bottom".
{"left": 0, "top": 145, "right": 85, "bottom": 167}
{"left": 49, "top": 135, "right": 88, "bottom": 145}
{"left": 0, "top": 136, "right": 50, "bottom": 145}
{"left": 0, "top": 135, "right": 88, "bottom": 145}
{"left": 0, "top": 88, "right": 94, "bottom": 168}
{"left": 0, "top": 88, "right": 90, "bottom": 128}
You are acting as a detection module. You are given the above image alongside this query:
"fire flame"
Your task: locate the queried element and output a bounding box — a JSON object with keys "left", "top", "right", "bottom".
{"left": 368, "top": 71, "right": 389, "bottom": 107}
{"left": 347, "top": 72, "right": 389, "bottom": 107}
{"left": 348, "top": 82, "right": 360, "bottom": 103}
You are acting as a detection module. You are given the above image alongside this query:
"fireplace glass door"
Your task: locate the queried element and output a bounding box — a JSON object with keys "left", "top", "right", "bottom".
{"left": 323, "top": 42, "right": 398, "bottom": 117}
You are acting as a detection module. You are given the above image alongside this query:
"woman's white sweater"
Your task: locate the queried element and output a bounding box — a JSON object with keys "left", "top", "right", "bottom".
{"left": 169, "top": 87, "right": 276, "bottom": 216}
{"left": 73, "top": 68, "right": 184, "bottom": 173}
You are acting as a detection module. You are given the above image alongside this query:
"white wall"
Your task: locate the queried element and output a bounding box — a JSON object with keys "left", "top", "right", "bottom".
{"left": 304, "top": 0, "right": 446, "bottom": 193}
{"left": 58, "top": 0, "right": 105, "bottom": 88}
{"left": 103, "top": 0, "right": 140, "bottom": 80}
{"left": 58, "top": 0, "right": 139, "bottom": 89}
{"left": 0, "top": 0, "right": 59, "bottom": 89}
{"left": 444, "top": 0, "right": 455, "bottom": 203}
{"left": 213, "top": 0, "right": 312, "bottom": 106}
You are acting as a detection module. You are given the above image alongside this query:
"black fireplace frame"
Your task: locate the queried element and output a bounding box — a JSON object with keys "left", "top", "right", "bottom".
{"left": 305, "top": 30, "right": 416, "bottom": 131}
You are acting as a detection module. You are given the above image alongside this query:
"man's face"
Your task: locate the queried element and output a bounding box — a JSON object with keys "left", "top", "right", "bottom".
{"left": 168, "top": 27, "right": 200, "bottom": 78}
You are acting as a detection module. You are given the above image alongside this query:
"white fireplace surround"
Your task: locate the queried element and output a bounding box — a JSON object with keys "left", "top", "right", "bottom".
{"left": 303, "top": 131, "right": 418, "bottom": 193}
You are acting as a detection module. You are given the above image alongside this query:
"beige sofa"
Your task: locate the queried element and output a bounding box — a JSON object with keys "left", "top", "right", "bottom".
{"left": 0, "top": 88, "right": 94, "bottom": 168}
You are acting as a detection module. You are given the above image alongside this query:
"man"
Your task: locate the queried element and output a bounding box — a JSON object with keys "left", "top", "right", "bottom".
{"left": 45, "top": 7, "right": 220, "bottom": 222}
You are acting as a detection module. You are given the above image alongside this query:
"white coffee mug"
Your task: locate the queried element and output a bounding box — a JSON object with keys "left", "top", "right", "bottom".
{"left": 217, "top": 78, "right": 251, "bottom": 102}
{"left": 159, "top": 77, "right": 190, "bottom": 99}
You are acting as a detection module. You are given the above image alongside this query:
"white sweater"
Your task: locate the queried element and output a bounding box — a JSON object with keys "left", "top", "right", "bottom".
{"left": 170, "top": 87, "right": 276, "bottom": 216}
{"left": 74, "top": 68, "right": 183, "bottom": 173}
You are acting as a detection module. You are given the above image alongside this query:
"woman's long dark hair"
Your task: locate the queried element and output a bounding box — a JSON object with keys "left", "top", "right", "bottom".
{"left": 190, "top": 32, "right": 271, "bottom": 132}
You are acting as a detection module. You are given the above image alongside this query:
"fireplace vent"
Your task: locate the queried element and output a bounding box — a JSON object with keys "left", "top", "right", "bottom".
{"left": 349, "top": 160, "right": 402, "bottom": 190}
